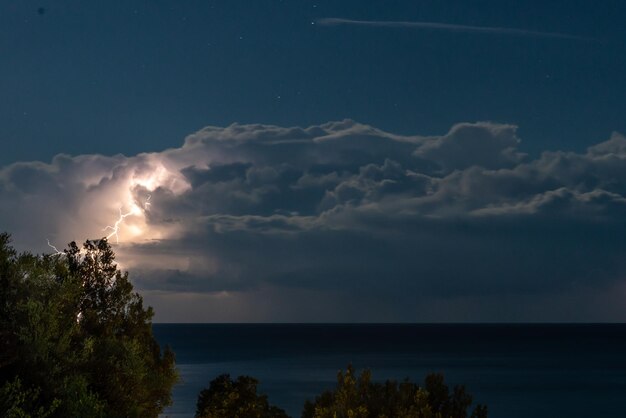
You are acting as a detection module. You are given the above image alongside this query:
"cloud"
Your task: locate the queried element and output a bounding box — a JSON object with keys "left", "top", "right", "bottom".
{"left": 413, "top": 122, "right": 525, "bottom": 171}
{"left": 2, "top": 120, "right": 626, "bottom": 321}
{"left": 317, "top": 18, "right": 590, "bottom": 41}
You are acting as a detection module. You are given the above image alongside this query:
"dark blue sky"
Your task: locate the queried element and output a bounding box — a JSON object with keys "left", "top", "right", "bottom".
{"left": 2, "top": 0, "right": 625, "bottom": 165}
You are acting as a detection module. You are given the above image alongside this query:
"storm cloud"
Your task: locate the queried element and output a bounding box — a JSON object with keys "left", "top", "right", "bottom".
{"left": 2, "top": 120, "right": 626, "bottom": 321}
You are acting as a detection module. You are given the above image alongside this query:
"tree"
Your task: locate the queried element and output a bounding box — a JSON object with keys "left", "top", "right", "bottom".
{"left": 0, "top": 233, "right": 177, "bottom": 418}
{"left": 302, "top": 365, "right": 488, "bottom": 418}
{"left": 196, "top": 374, "right": 289, "bottom": 418}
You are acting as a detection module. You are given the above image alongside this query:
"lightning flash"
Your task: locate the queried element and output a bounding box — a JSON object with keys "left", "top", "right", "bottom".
{"left": 47, "top": 194, "right": 151, "bottom": 253}
{"left": 103, "top": 207, "right": 139, "bottom": 243}
{"left": 47, "top": 239, "right": 63, "bottom": 255}
{"left": 103, "top": 195, "right": 151, "bottom": 243}
{"left": 44, "top": 161, "right": 188, "bottom": 254}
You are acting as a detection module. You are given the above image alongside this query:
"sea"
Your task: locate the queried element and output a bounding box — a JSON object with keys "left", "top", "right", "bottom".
{"left": 153, "top": 324, "right": 626, "bottom": 418}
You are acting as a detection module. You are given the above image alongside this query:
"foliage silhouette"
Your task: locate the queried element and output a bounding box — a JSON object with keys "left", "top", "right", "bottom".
{"left": 301, "top": 365, "right": 487, "bottom": 418}
{"left": 195, "top": 365, "right": 488, "bottom": 418}
{"left": 0, "top": 233, "right": 177, "bottom": 418}
{"left": 196, "top": 374, "right": 289, "bottom": 418}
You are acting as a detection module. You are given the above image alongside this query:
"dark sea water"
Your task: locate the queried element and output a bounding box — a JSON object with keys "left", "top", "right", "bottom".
{"left": 153, "top": 324, "right": 626, "bottom": 418}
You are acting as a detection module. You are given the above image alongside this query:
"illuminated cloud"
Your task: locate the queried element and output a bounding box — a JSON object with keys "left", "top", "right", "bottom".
{"left": 2, "top": 121, "right": 626, "bottom": 321}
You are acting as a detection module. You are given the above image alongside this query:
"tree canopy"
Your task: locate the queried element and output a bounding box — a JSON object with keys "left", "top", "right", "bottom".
{"left": 195, "top": 374, "right": 289, "bottom": 418}
{"left": 0, "top": 233, "right": 177, "bottom": 418}
{"left": 195, "top": 365, "right": 487, "bottom": 418}
{"left": 302, "top": 365, "right": 487, "bottom": 418}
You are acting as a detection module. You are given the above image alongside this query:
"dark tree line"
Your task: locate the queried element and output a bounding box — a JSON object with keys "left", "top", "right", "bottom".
{"left": 0, "top": 233, "right": 177, "bottom": 417}
{"left": 196, "top": 366, "right": 488, "bottom": 418}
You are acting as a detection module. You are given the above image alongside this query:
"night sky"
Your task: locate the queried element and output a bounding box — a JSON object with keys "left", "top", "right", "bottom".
{"left": 2, "top": 1, "right": 626, "bottom": 321}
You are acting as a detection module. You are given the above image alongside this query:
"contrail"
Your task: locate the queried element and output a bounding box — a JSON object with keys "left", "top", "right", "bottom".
{"left": 316, "top": 18, "right": 590, "bottom": 41}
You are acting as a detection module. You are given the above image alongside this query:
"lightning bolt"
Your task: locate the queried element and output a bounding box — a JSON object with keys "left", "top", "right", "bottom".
{"left": 46, "top": 194, "right": 152, "bottom": 253}
{"left": 103, "top": 195, "right": 152, "bottom": 244}
{"left": 103, "top": 207, "right": 137, "bottom": 243}
{"left": 47, "top": 239, "right": 63, "bottom": 255}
